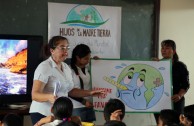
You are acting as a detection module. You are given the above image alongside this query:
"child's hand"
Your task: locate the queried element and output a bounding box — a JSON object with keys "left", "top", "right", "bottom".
{"left": 110, "top": 109, "right": 123, "bottom": 121}
{"left": 34, "top": 115, "right": 54, "bottom": 126}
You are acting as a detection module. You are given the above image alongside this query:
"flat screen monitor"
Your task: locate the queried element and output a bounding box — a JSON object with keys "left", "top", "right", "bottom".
{"left": 0, "top": 34, "right": 43, "bottom": 107}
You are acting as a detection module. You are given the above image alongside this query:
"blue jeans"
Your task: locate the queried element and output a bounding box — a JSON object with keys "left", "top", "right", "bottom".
{"left": 72, "top": 107, "right": 96, "bottom": 122}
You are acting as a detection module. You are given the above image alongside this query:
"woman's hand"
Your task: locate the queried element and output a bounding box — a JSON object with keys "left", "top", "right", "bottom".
{"left": 69, "top": 88, "right": 105, "bottom": 98}
{"left": 151, "top": 57, "right": 160, "bottom": 61}
{"left": 48, "top": 94, "right": 57, "bottom": 104}
{"left": 171, "top": 94, "right": 182, "bottom": 102}
{"left": 90, "top": 90, "right": 105, "bottom": 97}
{"left": 172, "top": 89, "right": 186, "bottom": 102}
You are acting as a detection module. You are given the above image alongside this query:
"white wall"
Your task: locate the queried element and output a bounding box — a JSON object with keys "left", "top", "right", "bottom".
{"left": 159, "top": 0, "right": 194, "bottom": 106}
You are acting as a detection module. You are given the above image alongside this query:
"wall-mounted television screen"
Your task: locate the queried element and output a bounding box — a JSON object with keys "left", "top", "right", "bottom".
{"left": 0, "top": 34, "right": 43, "bottom": 107}
{"left": 0, "top": 39, "right": 27, "bottom": 95}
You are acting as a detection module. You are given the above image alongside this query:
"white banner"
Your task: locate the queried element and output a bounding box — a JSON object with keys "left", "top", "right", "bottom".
{"left": 91, "top": 59, "right": 172, "bottom": 112}
{"left": 48, "top": 3, "right": 121, "bottom": 58}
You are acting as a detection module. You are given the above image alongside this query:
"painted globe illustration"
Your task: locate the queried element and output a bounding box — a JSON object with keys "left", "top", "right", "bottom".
{"left": 115, "top": 64, "right": 164, "bottom": 110}
{"left": 61, "top": 5, "right": 108, "bottom": 28}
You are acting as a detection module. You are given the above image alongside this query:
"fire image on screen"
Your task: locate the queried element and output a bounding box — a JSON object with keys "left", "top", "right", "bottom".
{"left": 0, "top": 39, "right": 27, "bottom": 95}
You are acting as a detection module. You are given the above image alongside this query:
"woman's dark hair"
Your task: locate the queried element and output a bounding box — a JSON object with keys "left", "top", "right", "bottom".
{"left": 161, "top": 39, "right": 179, "bottom": 62}
{"left": 48, "top": 36, "right": 68, "bottom": 49}
{"left": 104, "top": 99, "right": 125, "bottom": 121}
{"left": 70, "top": 44, "right": 91, "bottom": 89}
{"left": 52, "top": 97, "right": 73, "bottom": 120}
{"left": 2, "top": 113, "right": 23, "bottom": 126}
{"left": 42, "top": 43, "right": 51, "bottom": 59}
{"left": 43, "top": 36, "right": 68, "bottom": 57}
{"left": 159, "top": 109, "right": 180, "bottom": 125}
{"left": 104, "top": 120, "right": 126, "bottom": 126}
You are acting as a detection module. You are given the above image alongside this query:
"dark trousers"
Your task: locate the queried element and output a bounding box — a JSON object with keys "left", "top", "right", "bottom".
{"left": 174, "top": 97, "right": 185, "bottom": 114}
{"left": 30, "top": 113, "right": 46, "bottom": 125}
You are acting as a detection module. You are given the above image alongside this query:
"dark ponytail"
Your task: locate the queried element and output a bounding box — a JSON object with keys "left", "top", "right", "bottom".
{"left": 173, "top": 52, "right": 179, "bottom": 62}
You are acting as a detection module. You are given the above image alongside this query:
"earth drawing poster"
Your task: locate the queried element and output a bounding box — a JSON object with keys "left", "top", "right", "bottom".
{"left": 91, "top": 59, "right": 172, "bottom": 112}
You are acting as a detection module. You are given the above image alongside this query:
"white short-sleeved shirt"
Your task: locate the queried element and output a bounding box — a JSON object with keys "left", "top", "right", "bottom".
{"left": 42, "top": 119, "right": 62, "bottom": 126}
{"left": 70, "top": 66, "right": 91, "bottom": 108}
{"left": 29, "top": 57, "right": 74, "bottom": 116}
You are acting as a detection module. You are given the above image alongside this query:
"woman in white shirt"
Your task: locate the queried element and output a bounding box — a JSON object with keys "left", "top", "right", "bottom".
{"left": 69, "top": 44, "right": 96, "bottom": 122}
{"left": 29, "top": 36, "right": 103, "bottom": 125}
